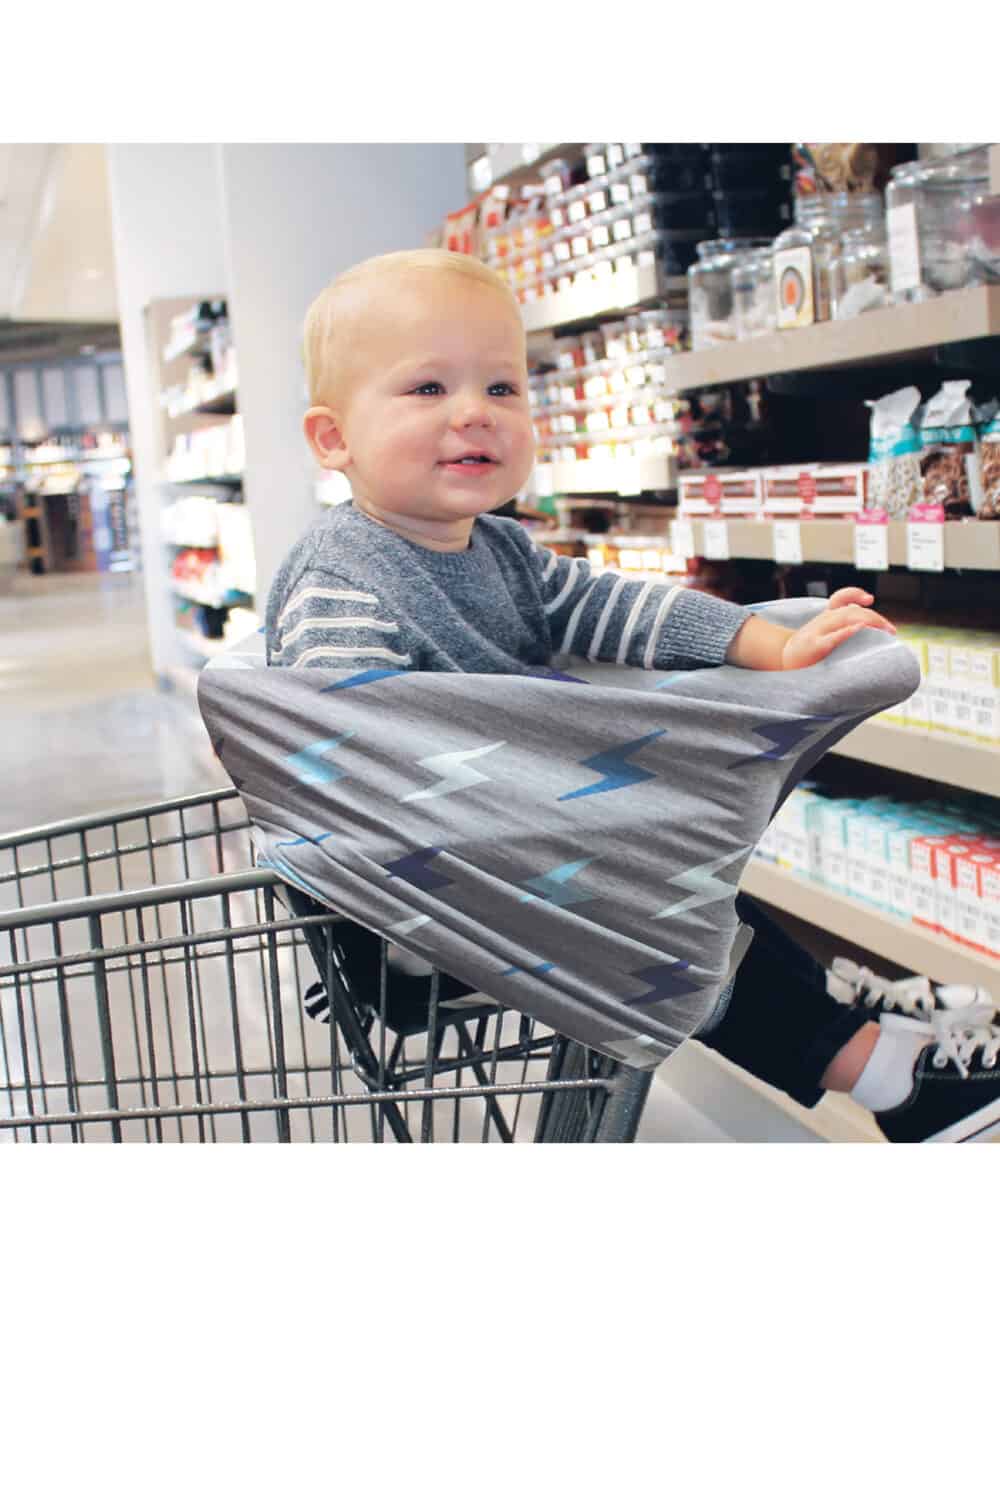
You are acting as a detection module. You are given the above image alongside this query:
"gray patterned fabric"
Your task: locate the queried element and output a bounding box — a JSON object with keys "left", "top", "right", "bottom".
{"left": 198, "top": 599, "right": 918, "bottom": 1069}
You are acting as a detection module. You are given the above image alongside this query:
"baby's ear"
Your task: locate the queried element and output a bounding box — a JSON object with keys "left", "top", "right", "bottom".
{"left": 304, "top": 406, "right": 349, "bottom": 470}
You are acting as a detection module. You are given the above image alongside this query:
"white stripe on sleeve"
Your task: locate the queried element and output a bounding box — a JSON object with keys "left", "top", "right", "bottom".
{"left": 642, "top": 585, "right": 684, "bottom": 669}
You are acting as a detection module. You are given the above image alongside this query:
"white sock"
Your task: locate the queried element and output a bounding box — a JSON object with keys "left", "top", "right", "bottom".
{"left": 849, "top": 1015, "right": 935, "bottom": 1113}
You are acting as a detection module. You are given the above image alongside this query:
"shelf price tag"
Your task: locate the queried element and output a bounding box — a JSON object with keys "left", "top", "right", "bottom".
{"left": 906, "top": 503, "right": 945, "bottom": 572}
{"left": 773, "top": 520, "right": 803, "bottom": 565}
{"left": 853, "top": 509, "right": 889, "bottom": 571}
{"left": 703, "top": 519, "right": 730, "bottom": 561}
{"left": 671, "top": 518, "right": 695, "bottom": 559}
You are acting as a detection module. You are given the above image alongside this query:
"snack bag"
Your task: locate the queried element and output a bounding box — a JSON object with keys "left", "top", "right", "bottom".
{"left": 866, "top": 386, "right": 922, "bottom": 515}
{"left": 918, "top": 380, "right": 980, "bottom": 516}
{"left": 977, "top": 399, "right": 1000, "bottom": 519}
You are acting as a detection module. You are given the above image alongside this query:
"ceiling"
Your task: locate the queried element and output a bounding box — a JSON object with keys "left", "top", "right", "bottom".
{"left": 0, "top": 143, "right": 120, "bottom": 364}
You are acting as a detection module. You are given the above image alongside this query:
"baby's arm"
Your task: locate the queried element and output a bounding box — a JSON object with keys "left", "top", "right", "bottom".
{"left": 725, "top": 587, "right": 896, "bottom": 671}
{"left": 267, "top": 567, "right": 413, "bottom": 670}
{"left": 525, "top": 540, "right": 747, "bottom": 670}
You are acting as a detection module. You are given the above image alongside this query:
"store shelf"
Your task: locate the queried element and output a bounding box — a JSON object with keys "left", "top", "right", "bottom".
{"left": 168, "top": 387, "right": 238, "bottom": 419}
{"left": 658, "top": 286, "right": 1000, "bottom": 394}
{"left": 740, "top": 859, "right": 1000, "bottom": 999}
{"left": 173, "top": 582, "right": 252, "bottom": 608}
{"left": 163, "top": 472, "right": 243, "bottom": 488}
{"left": 529, "top": 454, "right": 676, "bottom": 498}
{"left": 522, "top": 264, "right": 685, "bottom": 336}
{"left": 830, "top": 720, "right": 1000, "bottom": 798}
{"left": 670, "top": 516, "right": 1000, "bottom": 571}
{"left": 468, "top": 143, "right": 568, "bottom": 193}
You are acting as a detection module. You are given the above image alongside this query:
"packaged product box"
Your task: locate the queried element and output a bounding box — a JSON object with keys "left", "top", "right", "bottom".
{"left": 812, "top": 463, "right": 868, "bottom": 515}
{"left": 773, "top": 790, "right": 812, "bottom": 875}
{"left": 933, "top": 838, "right": 974, "bottom": 941}
{"left": 954, "top": 849, "right": 997, "bottom": 953}
{"left": 980, "top": 854, "right": 1000, "bottom": 958}
{"left": 715, "top": 469, "right": 764, "bottom": 516}
{"left": 805, "top": 793, "right": 829, "bottom": 881}
{"left": 926, "top": 631, "right": 958, "bottom": 734}
{"left": 964, "top": 631, "right": 1000, "bottom": 745}
{"left": 900, "top": 631, "right": 930, "bottom": 729}
{"left": 888, "top": 816, "right": 939, "bottom": 920}
{"left": 761, "top": 465, "right": 813, "bottom": 518}
{"left": 678, "top": 470, "right": 725, "bottom": 517}
{"left": 910, "top": 832, "right": 944, "bottom": 931}
{"left": 863, "top": 813, "right": 894, "bottom": 912}
{"left": 819, "top": 798, "right": 857, "bottom": 897}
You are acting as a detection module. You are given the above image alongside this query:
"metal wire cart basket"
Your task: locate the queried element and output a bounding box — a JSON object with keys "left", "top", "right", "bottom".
{"left": 0, "top": 789, "right": 653, "bottom": 1143}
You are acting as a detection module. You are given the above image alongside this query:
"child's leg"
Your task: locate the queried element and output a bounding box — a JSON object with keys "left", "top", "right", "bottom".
{"left": 695, "top": 892, "right": 876, "bottom": 1108}
{"left": 696, "top": 893, "right": 1000, "bottom": 1142}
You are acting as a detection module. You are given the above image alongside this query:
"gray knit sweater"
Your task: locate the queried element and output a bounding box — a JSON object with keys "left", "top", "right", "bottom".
{"left": 265, "top": 501, "right": 749, "bottom": 675}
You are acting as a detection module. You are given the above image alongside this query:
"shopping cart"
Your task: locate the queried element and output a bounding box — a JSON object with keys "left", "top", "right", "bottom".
{"left": 0, "top": 789, "right": 653, "bottom": 1143}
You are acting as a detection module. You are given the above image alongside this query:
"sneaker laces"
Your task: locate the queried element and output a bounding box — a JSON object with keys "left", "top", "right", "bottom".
{"left": 829, "top": 958, "right": 935, "bottom": 1015}
{"left": 881, "top": 1004, "right": 1000, "bottom": 1081}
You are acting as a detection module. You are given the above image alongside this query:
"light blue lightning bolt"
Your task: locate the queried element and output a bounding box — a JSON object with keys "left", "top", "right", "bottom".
{"left": 286, "top": 733, "right": 354, "bottom": 785}
{"left": 402, "top": 741, "right": 506, "bottom": 802}
{"left": 653, "top": 846, "right": 752, "bottom": 920}
{"left": 520, "top": 858, "right": 597, "bottom": 906}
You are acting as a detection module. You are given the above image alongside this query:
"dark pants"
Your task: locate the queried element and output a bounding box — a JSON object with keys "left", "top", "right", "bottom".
{"left": 694, "top": 893, "right": 877, "bottom": 1109}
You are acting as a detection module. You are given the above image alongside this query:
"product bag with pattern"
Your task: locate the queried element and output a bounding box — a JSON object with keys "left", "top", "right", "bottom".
{"left": 197, "top": 599, "right": 918, "bottom": 1069}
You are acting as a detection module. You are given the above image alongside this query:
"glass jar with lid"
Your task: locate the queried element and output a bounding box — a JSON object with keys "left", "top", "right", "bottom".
{"left": 773, "top": 193, "right": 883, "bottom": 328}
{"left": 915, "top": 158, "right": 989, "bottom": 293}
{"left": 830, "top": 226, "right": 891, "bottom": 319}
{"left": 731, "top": 246, "right": 776, "bottom": 338}
{"left": 688, "top": 238, "right": 768, "bottom": 349}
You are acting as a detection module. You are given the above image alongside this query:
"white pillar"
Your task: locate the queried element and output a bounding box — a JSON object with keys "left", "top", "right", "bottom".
{"left": 216, "top": 143, "right": 466, "bottom": 606}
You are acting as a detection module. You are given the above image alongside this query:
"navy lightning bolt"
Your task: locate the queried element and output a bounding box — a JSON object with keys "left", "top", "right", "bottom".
{"left": 728, "top": 715, "right": 836, "bottom": 768}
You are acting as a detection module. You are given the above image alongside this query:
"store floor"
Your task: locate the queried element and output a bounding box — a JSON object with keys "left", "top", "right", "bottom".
{"left": 0, "top": 570, "right": 228, "bottom": 834}
{"left": 1, "top": 571, "right": 859, "bottom": 1142}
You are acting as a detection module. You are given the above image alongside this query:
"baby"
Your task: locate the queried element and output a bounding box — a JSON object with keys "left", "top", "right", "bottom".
{"left": 261, "top": 248, "right": 1000, "bottom": 1142}
{"left": 265, "top": 248, "right": 894, "bottom": 678}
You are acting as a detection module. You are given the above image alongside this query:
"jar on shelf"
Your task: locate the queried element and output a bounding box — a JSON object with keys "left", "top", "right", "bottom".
{"left": 731, "top": 246, "right": 776, "bottom": 338}
{"left": 773, "top": 193, "right": 883, "bottom": 328}
{"left": 915, "top": 157, "right": 990, "bottom": 293}
{"left": 962, "top": 193, "right": 1000, "bottom": 285}
{"left": 885, "top": 162, "right": 924, "bottom": 303}
{"left": 688, "top": 238, "right": 769, "bottom": 349}
{"left": 830, "top": 226, "right": 891, "bottom": 319}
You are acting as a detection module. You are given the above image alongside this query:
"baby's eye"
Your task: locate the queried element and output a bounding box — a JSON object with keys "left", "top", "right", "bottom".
{"left": 410, "top": 381, "right": 445, "bottom": 396}
{"left": 488, "top": 382, "right": 518, "bottom": 397}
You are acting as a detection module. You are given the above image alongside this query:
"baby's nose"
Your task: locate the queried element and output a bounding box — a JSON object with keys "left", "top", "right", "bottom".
{"left": 453, "top": 397, "right": 495, "bottom": 428}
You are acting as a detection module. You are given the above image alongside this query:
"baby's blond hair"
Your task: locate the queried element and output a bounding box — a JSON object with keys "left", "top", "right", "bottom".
{"left": 304, "top": 249, "right": 521, "bottom": 409}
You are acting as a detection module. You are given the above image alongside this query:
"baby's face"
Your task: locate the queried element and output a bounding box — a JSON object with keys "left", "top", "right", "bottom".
{"left": 333, "top": 276, "right": 536, "bottom": 540}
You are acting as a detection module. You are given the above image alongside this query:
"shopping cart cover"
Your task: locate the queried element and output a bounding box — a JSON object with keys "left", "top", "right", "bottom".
{"left": 197, "top": 599, "right": 918, "bottom": 1069}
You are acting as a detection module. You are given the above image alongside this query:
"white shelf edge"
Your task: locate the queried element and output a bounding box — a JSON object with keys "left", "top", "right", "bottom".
{"left": 529, "top": 454, "right": 675, "bottom": 498}
{"left": 830, "top": 720, "right": 1000, "bottom": 798}
{"left": 740, "top": 858, "right": 1000, "bottom": 998}
{"left": 660, "top": 285, "right": 1000, "bottom": 393}
{"left": 522, "top": 263, "right": 683, "bottom": 336}
{"left": 669, "top": 516, "right": 1000, "bottom": 572}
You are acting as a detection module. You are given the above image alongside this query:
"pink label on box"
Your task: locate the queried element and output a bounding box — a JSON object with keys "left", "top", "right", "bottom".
{"left": 909, "top": 503, "right": 946, "bottom": 524}
{"left": 855, "top": 508, "right": 889, "bottom": 526}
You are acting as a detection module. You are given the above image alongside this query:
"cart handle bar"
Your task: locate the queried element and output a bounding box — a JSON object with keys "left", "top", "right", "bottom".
{"left": 0, "top": 867, "right": 284, "bottom": 932}
{"left": 0, "top": 787, "right": 241, "bottom": 851}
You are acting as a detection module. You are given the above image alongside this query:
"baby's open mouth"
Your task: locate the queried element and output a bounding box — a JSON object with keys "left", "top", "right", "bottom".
{"left": 445, "top": 455, "right": 496, "bottom": 465}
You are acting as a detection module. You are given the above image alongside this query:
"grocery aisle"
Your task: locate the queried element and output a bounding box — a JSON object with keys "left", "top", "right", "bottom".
{"left": 0, "top": 571, "right": 227, "bottom": 833}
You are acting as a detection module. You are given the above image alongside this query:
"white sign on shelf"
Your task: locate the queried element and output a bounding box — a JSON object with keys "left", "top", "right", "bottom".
{"left": 773, "top": 521, "right": 803, "bottom": 566}
{"left": 853, "top": 511, "right": 889, "bottom": 571}
{"left": 671, "top": 518, "right": 695, "bottom": 560}
{"left": 906, "top": 504, "right": 945, "bottom": 572}
{"left": 703, "top": 520, "right": 730, "bottom": 562}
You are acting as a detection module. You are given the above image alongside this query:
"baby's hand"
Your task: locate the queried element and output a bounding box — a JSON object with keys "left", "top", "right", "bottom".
{"left": 781, "top": 587, "right": 897, "bottom": 671}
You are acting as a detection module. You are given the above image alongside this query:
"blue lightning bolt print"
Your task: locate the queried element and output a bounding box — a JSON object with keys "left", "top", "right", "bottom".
{"left": 728, "top": 715, "right": 837, "bottom": 768}
{"left": 285, "top": 734, "right": 355, "bottom": 785}
{"left": 625, "top": 960, "right": 700, "bottom": 1007}
{"left": 381, "top": 847, "right": 455, "bottom": 893}
{"left": 520, "top": 858, "right": 597, "bottom": 906}
{"left": 320, "top": 670, "right": 406, "bottom": 692}
{"left": 558, "top": 729, "right": 668, "bottom": 801}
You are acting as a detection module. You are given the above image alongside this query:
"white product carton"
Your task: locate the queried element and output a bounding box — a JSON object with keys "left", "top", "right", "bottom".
{"left": 927, "top": 634, "right": 957, "bottom": 733}
{"left": 901, "top": 633, "right": 930, "bottom": 729}
{"left": 981, "top": 856, "right": 1000, "bottom": 959}
{"left": 954, "top": 851, "right": 995, "bottom": 953}
{"left": 863, "top": 814, "right": 894, "bottom": 912}
{"left": 965, "top": 633, "right": 1000, "bottom": 746}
